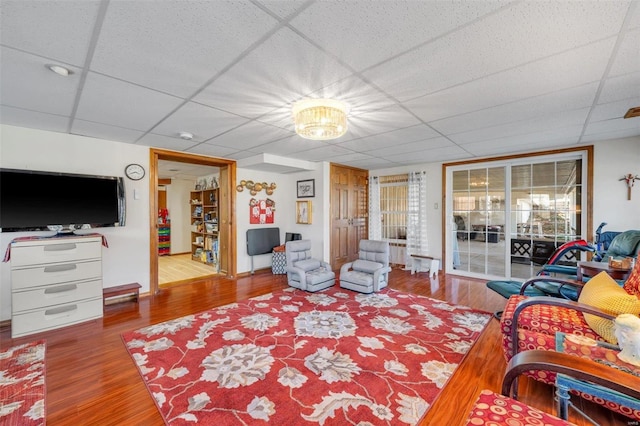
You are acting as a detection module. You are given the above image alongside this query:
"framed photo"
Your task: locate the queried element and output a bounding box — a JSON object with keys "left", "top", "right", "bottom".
{"left": 296, "top": 179, "right": 315, "bottom": 198}
{"left": 296, "top": 201, "right": 312, "bottom": 224}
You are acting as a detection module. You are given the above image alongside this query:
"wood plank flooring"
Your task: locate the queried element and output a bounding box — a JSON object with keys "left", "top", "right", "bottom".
{"left": 158, "top": 253, "right": 217, "bottom": 286}
{"left": 0, "top": 269, "right": 625, "bottom": 425}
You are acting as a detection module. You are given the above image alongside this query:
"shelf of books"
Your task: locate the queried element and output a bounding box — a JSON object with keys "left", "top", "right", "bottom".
{"left": 190, "top": 188, "right": 219, "bottom": 271}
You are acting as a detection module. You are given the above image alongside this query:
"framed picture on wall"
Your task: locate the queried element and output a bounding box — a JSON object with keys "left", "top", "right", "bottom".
{"left": 296, "top": 179, "right": 315, "bottom": 198}
{"left": 296, "top": 200, "right": 312, "bottom": 224}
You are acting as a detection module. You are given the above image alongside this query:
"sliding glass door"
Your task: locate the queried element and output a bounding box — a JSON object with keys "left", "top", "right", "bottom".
{"left": 447, "top": 153, "right": 586, "bottom": 280}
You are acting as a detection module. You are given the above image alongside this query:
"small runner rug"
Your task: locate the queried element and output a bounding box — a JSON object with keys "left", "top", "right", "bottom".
{"left": 0, "top": 340, "right": 46, "bottom": 425}
{"left": 122, "top": 287, "right": 491, "bottom": 425}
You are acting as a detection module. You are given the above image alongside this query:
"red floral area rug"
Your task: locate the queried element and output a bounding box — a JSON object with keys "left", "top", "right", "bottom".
{"left": 0, "top": 340, "right": 46, "bottom": 425}
{"left": 122, "top": 287, "right": 491, "bottom": 425}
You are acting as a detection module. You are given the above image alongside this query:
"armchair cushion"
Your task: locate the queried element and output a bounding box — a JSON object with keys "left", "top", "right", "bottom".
{"left": 352, "top": 259, "right": 383, "bottom": 273}
{"left": 294, "top": 259, "right": 322, "bottom": 272}
{"left": 578, "top": 271, "right": 640, "bottom": 344}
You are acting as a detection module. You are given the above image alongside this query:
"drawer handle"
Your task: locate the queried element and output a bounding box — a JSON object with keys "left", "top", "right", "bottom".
{"left": 44, "top": 284, "right": 78, "bottom": 294}
{"left": 44, "top": 243, "right": 77, "bottom": 251}
{"left": 43, "top": 264, "right": 77, "bottom": 273}
{"left": 44, "top": 305, "right": 77, "bottom": 317}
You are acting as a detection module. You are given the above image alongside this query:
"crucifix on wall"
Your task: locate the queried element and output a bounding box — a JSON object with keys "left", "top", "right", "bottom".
{"left": 619, "top": 173, "right": 640, "bottom": 200}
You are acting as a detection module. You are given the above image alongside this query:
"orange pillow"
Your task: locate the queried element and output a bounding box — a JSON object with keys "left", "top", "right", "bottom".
{"left": 578, "top": 271, "right": 640, "bottom": 344}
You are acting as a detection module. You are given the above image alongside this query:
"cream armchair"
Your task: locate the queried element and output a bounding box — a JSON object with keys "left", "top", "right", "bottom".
{"left": 339, "top": 239, "right": 391, "bottom": 293}
{"left": 284, "top": 240, "right": 335, "bottom": 292}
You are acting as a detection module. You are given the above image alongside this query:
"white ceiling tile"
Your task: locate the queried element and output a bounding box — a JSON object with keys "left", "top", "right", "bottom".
{"left": 462, "top": 126, "right": 584, "bottom": 155}
{"left": 207, "top": 121, "right": 294, "bottom": 150}
{"left": 91, "top": 1, "right": 278, "bottom": 97}
{"left": 72, "top": 120, "right": 145, "bottom": 143}
{"left": 347, "top": 105, "right": 421, "bottom": 139}
{"left": 259, "top": 0, "right": 310, "bottom": 19}
{"left": 583, "top": 117, "right": 640, "bottom": 136}
{"left": 193, "top": 27, "right": 353, "bottom": 118}
{"left": 590, "top": 97, "right": 640, "bottom": 122}
{"left": 451, "top": 108, "right": 590, "bottom": 145}
{"left": 581, "top": 129, "right": 640, "bottom": 143}
{"left": 290, "top": 0, "right": 513, "bottom": 72}
{"left": 152, "top": 102, "right": 249, "bottom": 142}
{"left": 287, "top": 144, "right": 354, "bottom": 161}
{"left": 429, "top": 83, "right": 599, "bottom": 135}
{"left": 372, "top": 137, "right": 454, "bottom": 157}
{"left": 255, "top": 135, "right": 328, "bottom": 155}
{"left": 0, "top": 1, "right": 100, "bottom": 66}
{"left": 364, "top": 1, "right": 628, "bottom": 101}
{"left": 223, "top": 150, "right": 263, "bottom": 160}
{"left": 384, "top": 145, "right": 470, "bottom": 164}
{"left": 335, "top": 156, "right": 397, "bottom": 169}
{"left": 609, "top": 28, "right": 640, "bottom": 77}
{"left": 186, "top": 143, "right": 244, "bottom": 158}
{"left": 136, "top": 133, "right": 200, "bottom": 151}
{"left": 75, "top": 73, "right": 184, "bottom": 131}
{"left": 405, "top": 38, "right": 616, "bottom": 123}
{"left": 337, "top": 124, "right": 440, "bottom": 152}
{"left": 0, "top": 106, "right": 69, "bottom": 133}
{"left": 598, "top": 72, "right": 640, "bottom": 104}
{"left": 307, "top": 75, "right": 396, "bottom": 116}
{"left": 0, "top": 48, "right": 80, "bottom": 116}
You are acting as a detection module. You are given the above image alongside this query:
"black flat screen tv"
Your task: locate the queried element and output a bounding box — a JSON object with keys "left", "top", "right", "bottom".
{"left": 0, "top": 168, "right": 126, "bottom": 232}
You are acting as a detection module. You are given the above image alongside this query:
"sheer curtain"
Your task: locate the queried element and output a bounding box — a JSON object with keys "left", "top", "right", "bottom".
{"left": 368, "top": 176, "right": 381, "bottom": 240}
{"left": 405, "top": 171, "right": 428, "bottom": 266}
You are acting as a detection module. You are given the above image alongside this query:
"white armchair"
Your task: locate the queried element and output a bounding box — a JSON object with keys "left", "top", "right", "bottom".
{"left": 285, "top": 240, "right": 335, "bottom": 292}
{"left": 339, "top": 239, "right": 391, "bottom": 293}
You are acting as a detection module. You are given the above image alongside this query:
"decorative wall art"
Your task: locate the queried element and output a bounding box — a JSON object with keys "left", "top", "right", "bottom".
{"left": 296, "top": 179, "right": 315, "bottom": 198}
{"left": 237, "top": 180, "right": 276, "bottom": 196}
{"left": 249, "top": 198, "right": 275, "bottom": 224}
{"left": 296, "top": 200, "right": 311, "bottom": 224}
{"left": 619, "top": 173, "right": 640, "bottom": 200}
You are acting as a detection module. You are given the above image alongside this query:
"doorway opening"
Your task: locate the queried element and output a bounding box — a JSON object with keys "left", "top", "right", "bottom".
{"left": 149, "top": 148, "right": 236, "bottom": 295}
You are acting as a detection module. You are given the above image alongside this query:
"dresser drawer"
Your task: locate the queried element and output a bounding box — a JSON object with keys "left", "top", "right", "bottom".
{"left": 12, "top": 279, "right": 102, "bottom": 312}
{"left": 11, "top": 238, "right": 102, "bottom": 267}
{"left": 11, "top": 260, "right": 102, "bottom": 290}
{"left": 11, "top": 297, "right": 103, "bottom": 338}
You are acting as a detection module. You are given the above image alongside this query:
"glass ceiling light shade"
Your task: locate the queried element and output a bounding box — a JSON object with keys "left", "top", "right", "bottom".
{"left": 292, "top": 98, "right": 348, "bottom": 140}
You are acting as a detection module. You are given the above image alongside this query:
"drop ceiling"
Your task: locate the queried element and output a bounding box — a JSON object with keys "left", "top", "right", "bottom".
{"left": 1, "top": 0, "right": 639, "bottom": 173}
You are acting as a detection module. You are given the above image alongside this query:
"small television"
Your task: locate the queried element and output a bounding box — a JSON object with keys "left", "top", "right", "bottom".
{"left": 0, "top": 168, "right": 126, "bottom": 232}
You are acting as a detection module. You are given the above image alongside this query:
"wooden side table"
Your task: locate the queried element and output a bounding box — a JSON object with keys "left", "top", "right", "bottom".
{"left": 576, "top": 261, "right": 631, "bottom": 281}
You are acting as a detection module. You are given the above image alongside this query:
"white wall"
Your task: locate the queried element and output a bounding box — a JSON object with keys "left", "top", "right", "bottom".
{"left": 0, "top": 124, "right": 150, "bottom": 321}
{"left": 592, "top": 137, "right": 640, "bottom": 233}
{"left": 234, "top": 165, "right": 327, "bottom": 274}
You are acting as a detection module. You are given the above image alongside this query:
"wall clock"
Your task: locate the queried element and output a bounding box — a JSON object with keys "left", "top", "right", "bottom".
{"left": 125, "top": 163, "right": 145, "bottom": 180}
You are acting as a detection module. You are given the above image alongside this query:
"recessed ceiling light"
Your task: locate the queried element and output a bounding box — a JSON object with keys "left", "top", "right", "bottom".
{"left": 46, "top": 64, "right": 72, "bottom": 76}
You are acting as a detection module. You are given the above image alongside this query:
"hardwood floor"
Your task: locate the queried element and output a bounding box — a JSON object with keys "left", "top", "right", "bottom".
{"left": 158, "top": 253, "right": 217, "bottom": 286}
{"left": 0, "top": 269, "right": 626, "bottom": 425}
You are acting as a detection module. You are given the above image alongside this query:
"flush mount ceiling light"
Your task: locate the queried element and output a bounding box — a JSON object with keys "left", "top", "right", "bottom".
{"left": 45, "top": 64, "right": 72, "bottom": 76}
{"left": 292, "top": 98, "right": 348, "bottom": 140}
{"left": 178, "top": 131, "right": 194, "bottom": 140}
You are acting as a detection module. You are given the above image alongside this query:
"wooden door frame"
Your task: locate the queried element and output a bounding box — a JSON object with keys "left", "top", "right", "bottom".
{"left": 149, "top": 148, "right": 237, "bottom": 295}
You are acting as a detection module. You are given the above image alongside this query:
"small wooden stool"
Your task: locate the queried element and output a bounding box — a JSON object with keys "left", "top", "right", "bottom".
{"left": 103, "top": 283, "right": 141, "bottom": 306}
{"left": 410, "top": 254, "right": 440, "bottom": 279}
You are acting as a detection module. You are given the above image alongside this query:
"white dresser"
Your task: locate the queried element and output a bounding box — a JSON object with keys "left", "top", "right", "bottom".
{"left": 10, "top": 235, "right": 104, "bottom": 338}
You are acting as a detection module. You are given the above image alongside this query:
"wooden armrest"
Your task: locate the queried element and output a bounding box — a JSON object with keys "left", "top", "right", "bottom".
{"left": 502, "top": 350, "right": 640, "bottom": 401}
{"left": 511, "top": 297, "right": 616, "bottom": 355}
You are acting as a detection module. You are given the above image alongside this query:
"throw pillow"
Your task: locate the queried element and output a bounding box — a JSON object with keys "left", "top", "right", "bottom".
{"left": 578, "top": 271, "right": 640, "bottom": 344}
{"left": 622, "top": 254, "right": 640, "bottom": 296}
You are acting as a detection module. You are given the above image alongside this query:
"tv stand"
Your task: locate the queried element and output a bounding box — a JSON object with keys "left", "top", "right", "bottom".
{"left": 10, "top": 234, "right": 103, "bottom": 338}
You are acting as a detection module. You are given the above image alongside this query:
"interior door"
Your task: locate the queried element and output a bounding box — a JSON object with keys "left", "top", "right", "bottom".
{"left": 330, "top": 164, "right": 368, "bottom": 270}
